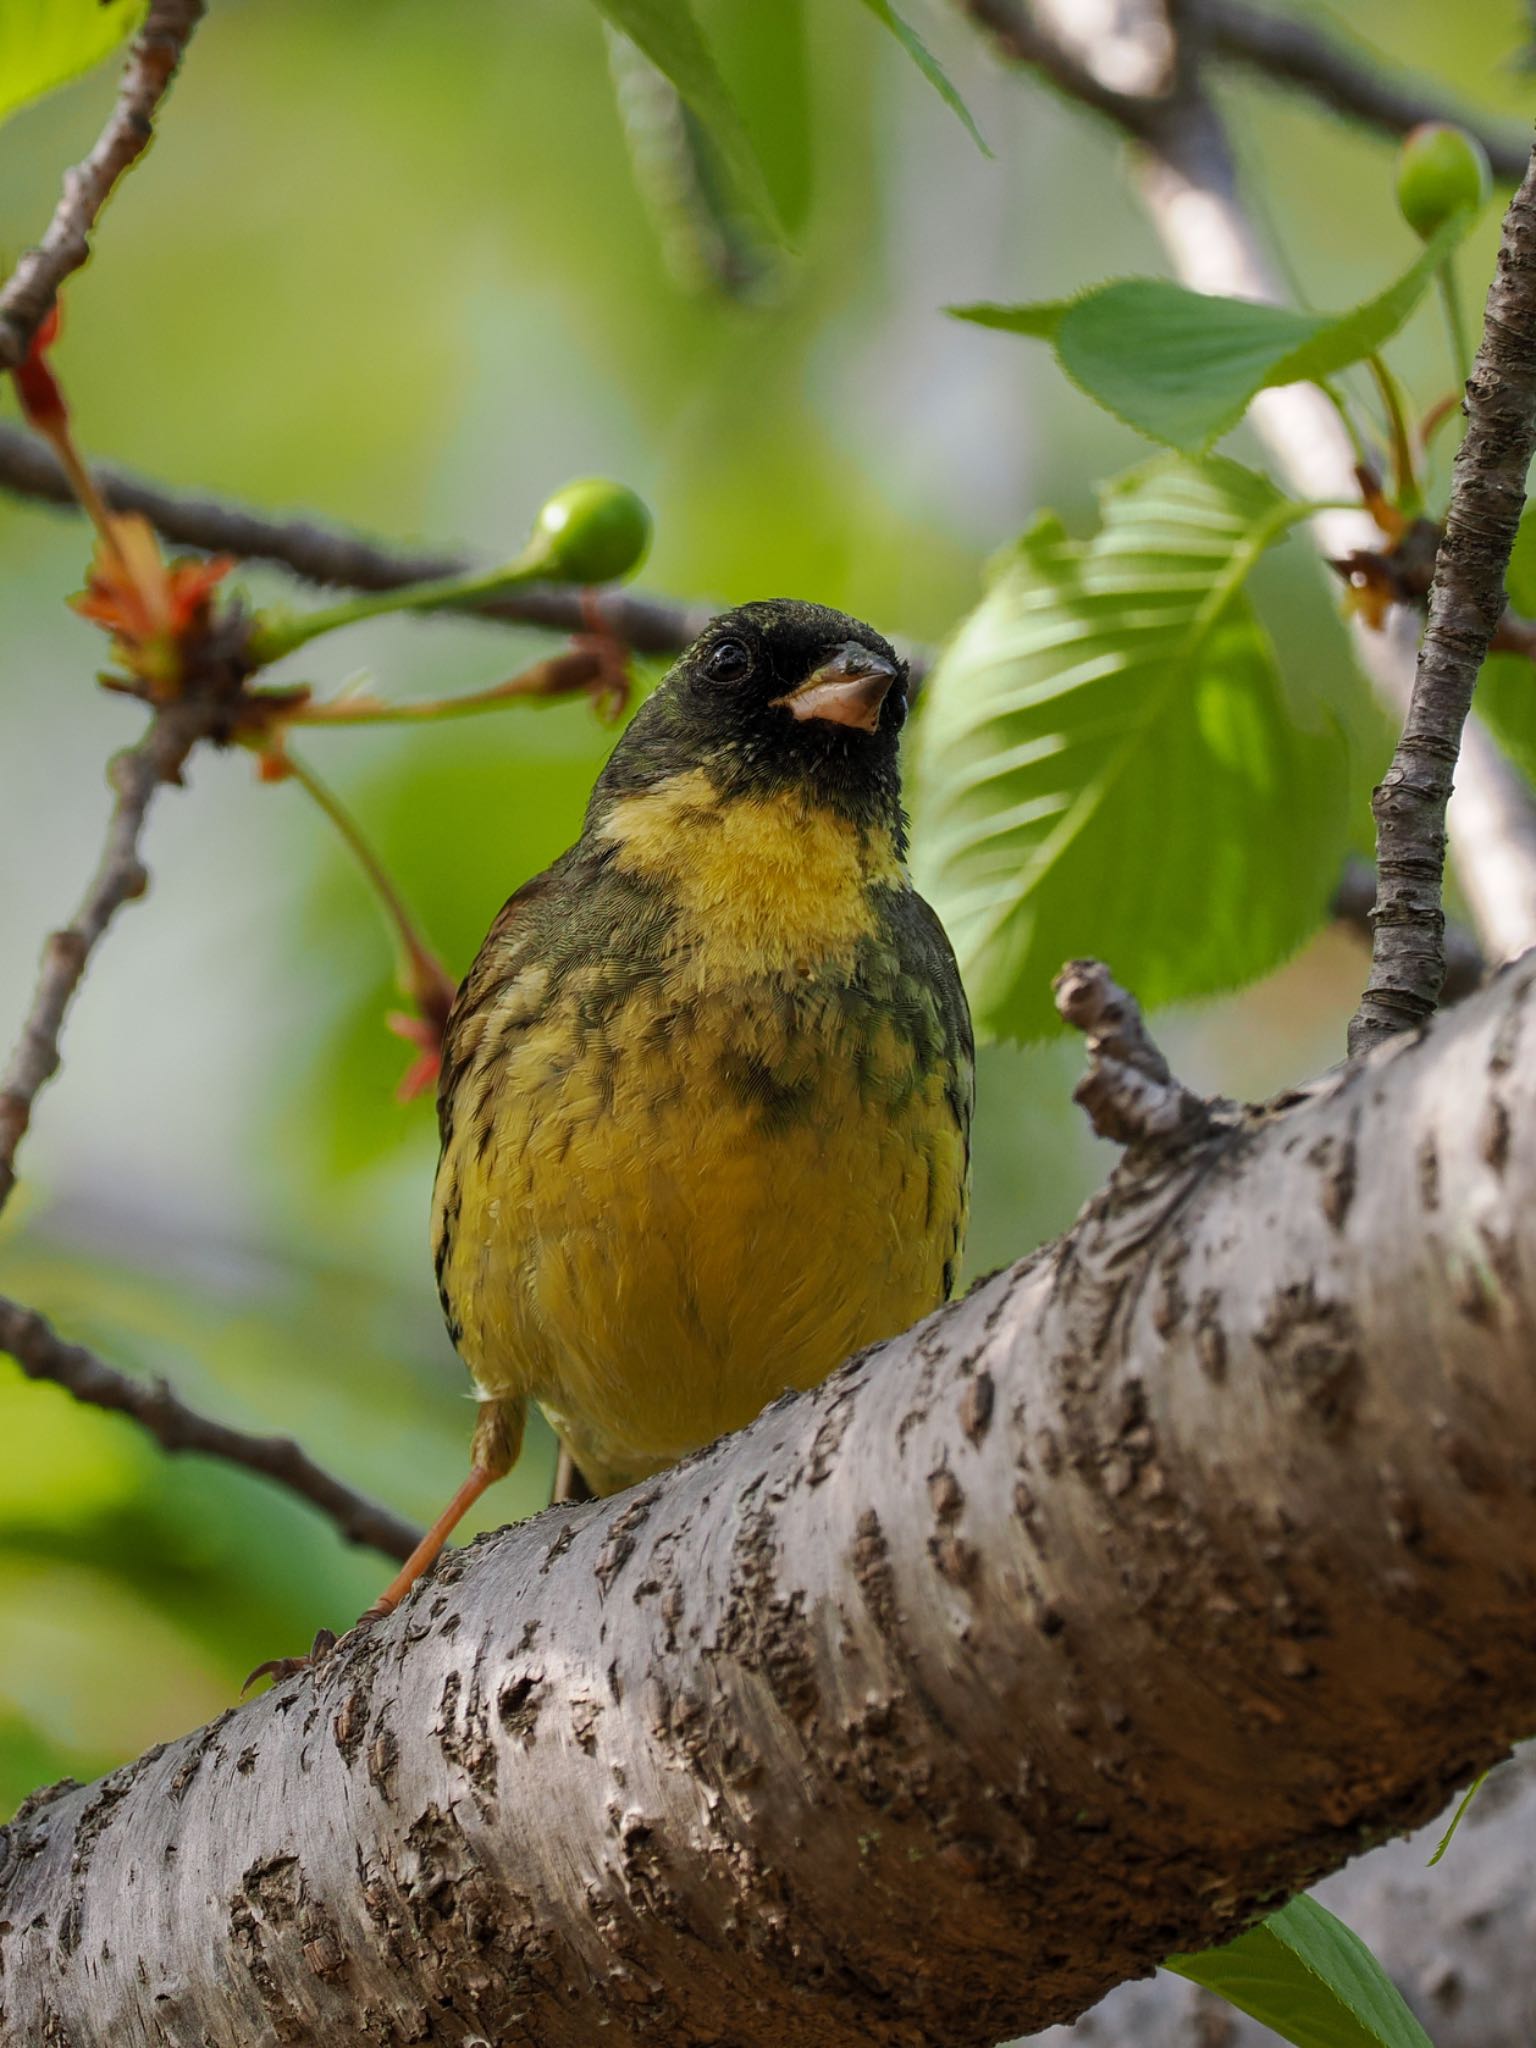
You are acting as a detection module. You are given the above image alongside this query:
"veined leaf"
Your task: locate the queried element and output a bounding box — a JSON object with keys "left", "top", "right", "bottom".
{"left": 587, "top": 0, "right": 780, "bottom": 231}
{"left": 0, "top": 0, "right": 144, "bottom": 129}
{"left": 949, "top": 212, "right": 1475, "bottom": 452}
{"left": 854, "top": 0, "right": 988, "bottom": 154}
{"left": 1168, "top": 1895, "right": 1433, "bottom": 2048}
{"left": 911, "top": 457, "right": 1350, "bottom": 1041}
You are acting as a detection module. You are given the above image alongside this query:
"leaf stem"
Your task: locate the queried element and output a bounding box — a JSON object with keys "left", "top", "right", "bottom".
{"left": 249, "top": 554, "right": 555, "bottom": 666}
{"left": 1365, "top": 354, "right": 1422, "bottom": 517}
{"left": 1437, "top": 258, "right": 1473, "bottom": 389}
{"left": 279, "top": 747, "right": 452, "bottom": 1015}
{"left": 283, "top": 649, "right": 604, "bottom": 727}
{"left": 1316, "top": 381, "right": 1371, "bottom": 472}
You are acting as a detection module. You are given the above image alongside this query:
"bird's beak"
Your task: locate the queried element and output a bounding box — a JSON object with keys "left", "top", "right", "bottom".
{"left": 771, "top": 641, "right": 900, "bottom": 734}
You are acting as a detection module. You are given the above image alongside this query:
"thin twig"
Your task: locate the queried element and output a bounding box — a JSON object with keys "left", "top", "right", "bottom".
{"left": 956, "top": 3, "right": 1536, "bottom": 981}
{"left": 0, "top": 427, "right": 944, "bottom": 682}
{"left": 1349, "top": 148, "right": 1536, "bottom": 1056}
{"left": 1196, "top": 0, "right": 1531, "bottom": 183}
{"left": 0, "top": 423, "right": 713, "bottom": 655}
{"left": 0, "top": 708, "right": 202, "bottom": 1218}
{"left": 0, "top": 1294, "right": 421, "bottom": 1563}
{"left": 1053, "top": 958, "right": 1217, "bottom": 1148}
{"left": 0, "top": 0, "right": 207, "bottom": 372}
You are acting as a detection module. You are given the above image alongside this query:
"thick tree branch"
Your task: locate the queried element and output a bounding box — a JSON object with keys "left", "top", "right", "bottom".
{"left": 1195, "top": 0, "right": 1531, "bottom": 182}
{"left": 0, "top": 1294, "right": 420, "bottom": 1562}
{"left": 952, "top": 0, "right": 1162, "bottom": 130}
{"left": 1349, "top": 149, "right": 1536, "bottom": 1054}
{"left": 0, "top": 0, "right": 206, "bottom": 373}
{"left": 0, "top": 422, "right": 714, "bottom": 654}
{"left": 1021, "top": 1749, "right": 1536, "bottom": 2047}
{"left": 6, "top": 955, "right": 1536, "bottom": 2044}
{"left": 953, "top": 0, "right": 1532, "bottom": 178}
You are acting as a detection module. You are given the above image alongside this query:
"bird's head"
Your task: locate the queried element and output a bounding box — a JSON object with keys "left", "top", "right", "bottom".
{"left": 594, "top": 599, "right": 910, "bottom": 834}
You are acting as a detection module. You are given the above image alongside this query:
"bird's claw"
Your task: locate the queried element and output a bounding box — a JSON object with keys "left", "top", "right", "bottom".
{"left": 241, "top": 1625, "right": 339, "bottom": 1694}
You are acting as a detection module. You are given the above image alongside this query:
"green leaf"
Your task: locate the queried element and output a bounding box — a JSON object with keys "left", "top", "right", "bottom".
{"left": 721, "top": 0, "right": 814, "bottom": 234}
{"left": 1426, "top": 1772, "right": 1488, "bottom": 1866}
{"left": 1168, "top": 1895, "right": 1434, "bottom": 2048}
{"left": 588, "top": 0, "right": 780, "bottom": 230}
{"left": 949, "top": 212, "right": 1475, "bottom": 452}
{"left": 854, "top": 0, "right": 989, "bottom": 154}
{"left": 911, "top": 456, "right": 1351, "bottom": 1040}
{"left": 0, "top": 0, "right": 145, "bottom": 129}
{"left": 952, "top": 299, "right": 1068, "bottom": 341}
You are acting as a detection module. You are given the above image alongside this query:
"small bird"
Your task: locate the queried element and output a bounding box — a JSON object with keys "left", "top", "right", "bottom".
{"left": 363, "top": 599, "right": 973, "bottom": 1619}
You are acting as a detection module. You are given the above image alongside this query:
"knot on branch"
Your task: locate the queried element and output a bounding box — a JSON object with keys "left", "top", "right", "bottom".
{"left": 1053, "top": 958, "right": 1217, "bottom": 1151}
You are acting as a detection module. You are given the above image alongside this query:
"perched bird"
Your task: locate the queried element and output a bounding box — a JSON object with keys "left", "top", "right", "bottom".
{"left": 365, "top": 598, "right": 973, "bottom": 1618}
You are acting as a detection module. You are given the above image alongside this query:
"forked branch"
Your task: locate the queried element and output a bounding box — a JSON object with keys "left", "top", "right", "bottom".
{"left": 0, "top": 1, "right": 207, "bottom": 372}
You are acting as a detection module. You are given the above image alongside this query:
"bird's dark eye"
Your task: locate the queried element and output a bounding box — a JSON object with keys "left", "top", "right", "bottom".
{"left": 704, "top": 637, "right": 753, "bottom": 684}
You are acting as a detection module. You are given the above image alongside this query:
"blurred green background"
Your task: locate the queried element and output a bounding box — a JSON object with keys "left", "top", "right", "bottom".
{"left": 0, "top": 0, "right": 1527, "bottom": 1813}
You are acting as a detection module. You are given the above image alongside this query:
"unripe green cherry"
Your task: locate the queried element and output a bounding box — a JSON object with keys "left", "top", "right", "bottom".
{"left": 528, "top": 479, "right": 652, "bottom": 585}
{"left": 1395, "top": 123, "right": 1491, "bottom": 239}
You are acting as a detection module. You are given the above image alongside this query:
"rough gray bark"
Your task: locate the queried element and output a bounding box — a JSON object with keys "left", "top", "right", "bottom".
{"left": 8, "top": 954, "right": 1536, "bottom": 2046}
{"left": 1350, "top": 148, "right": 1536, "bottom": 1054}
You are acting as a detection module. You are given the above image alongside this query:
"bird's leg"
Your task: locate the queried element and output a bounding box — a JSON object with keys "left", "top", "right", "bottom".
{"left": 550, "top": 1442, "right": 594, "bottom": 1505}
{"left": 244, "top": 1396, "right": 524, "bottom": 1690}
{"left": 355, "top": 1394, "right": 526, "bottom": 1625}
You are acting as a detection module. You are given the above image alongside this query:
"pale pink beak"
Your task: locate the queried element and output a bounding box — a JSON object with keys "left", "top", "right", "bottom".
{"left": 771, "top": 641, "right": 900, "bottom": 734}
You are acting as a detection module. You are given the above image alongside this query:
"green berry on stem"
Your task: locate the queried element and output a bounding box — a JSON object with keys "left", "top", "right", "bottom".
{"left": 528, "top": 479, "right": 652, "bottom": 585}
{"left": 1395, "top": 123, "right": 1491, "bottom": 239}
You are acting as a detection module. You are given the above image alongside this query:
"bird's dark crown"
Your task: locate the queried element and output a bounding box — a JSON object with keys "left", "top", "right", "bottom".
{"left": 591, "top": 599, "right": 910, "bottom": 837}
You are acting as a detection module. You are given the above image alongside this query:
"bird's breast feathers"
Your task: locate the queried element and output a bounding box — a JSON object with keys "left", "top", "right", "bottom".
{"left": 432, "top": 768, "right": 972, "bottom": 1493}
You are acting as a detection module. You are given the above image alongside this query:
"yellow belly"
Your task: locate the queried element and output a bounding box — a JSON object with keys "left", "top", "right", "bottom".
{"left": 434, "top": 971, "right": 967, "bottom": 1494}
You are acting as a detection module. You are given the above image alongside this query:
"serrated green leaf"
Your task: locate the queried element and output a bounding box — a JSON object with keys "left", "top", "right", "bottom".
{"left": 588, "top": 0, "right": 780, "bottom": 232}
{"left": 911, "top": 456, "right": 1351, "bottom": 1040}
{"left": 949, "top": 213, "right": 1474, "bottom": 451}
{"left": 0, "top": 0, "right": 144, "bottom": 129}
{"left": 854, "top": 0, "right": 989, "bottom": 154}
{"left": 1168, "top": 1895, "right": 1433, "bottom": 2048}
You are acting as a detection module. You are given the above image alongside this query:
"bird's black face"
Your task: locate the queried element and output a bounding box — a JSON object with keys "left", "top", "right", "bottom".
{"left": 620, "top": 599, "right": 909, "bottom": 829}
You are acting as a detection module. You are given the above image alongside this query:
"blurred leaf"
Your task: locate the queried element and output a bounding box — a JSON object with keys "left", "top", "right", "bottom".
{"left": 0, "top": 0, "right": 144, "bottom": 128}
{"left": 950, "top": 212, "right": 1474, "bottom": 452}
{"left": 724, "top": 0, "right": 813, "bottom": 234}
{"left": 854, "top": 0, "right": 988, "bottom": 154}
{"left": 0, "top": 1556, "right": 228, "bottom": 1759}
{"left": 588, "top": 0, "right": 780, "bottom": 231}
{"left": 1168, "top": 1896, "right": 1433, "bottom": 2048}
{"left": 912, "top": 456, "right": 1351, "bottom": 1040}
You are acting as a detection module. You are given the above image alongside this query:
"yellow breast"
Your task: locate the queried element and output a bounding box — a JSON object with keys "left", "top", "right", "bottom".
{"left": 432, "top": 771, "right": 970, "bottom": 1494}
